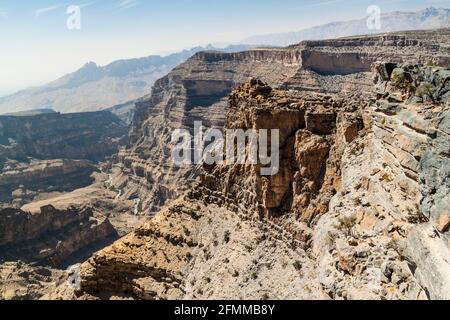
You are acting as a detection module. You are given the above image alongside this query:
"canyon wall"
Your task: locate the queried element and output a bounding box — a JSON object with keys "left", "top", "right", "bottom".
{"left": 108, "top": 30, "right": 450, "bottom": 217}
{"left": 0, "top": 159, "right": 98, "bottom": 205}
{"left": 78, "top": 60, "right": 449, "bottom": 299}
{"left": 3, "top": 29, "right": 449, "bottom": 300}
{"left": 0, "top": 111, "right": 127, "bottom": 163}
{"left": 112, "top": 48, "right": 301, "bottom": 213}
{"left": 0, "top": 111, "right": 128, "bottom": 205}
{"left": 0, "top": 204, "right": 117, "bottom": 268}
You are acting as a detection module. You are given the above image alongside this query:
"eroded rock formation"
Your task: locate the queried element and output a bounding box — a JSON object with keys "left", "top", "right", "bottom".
{"left": 0, "top": 204, "right": 117, "bottom": 268}
{"left": 0, "top": 111, "right": 128, "bottom": 205}
{"left": 2, "top": 29, "right": 449, "bottom": 301}
{"left": 110, "top": 30, "right": 450, "bottom": 216}
{"left": 78, "top": 59, "right": 449, "bottom": 300}
{"left": 0, "top": 111, "right": 127, "bottom": 162}
{"left": 0, "top": 159, "right": 98, "bottom": 205}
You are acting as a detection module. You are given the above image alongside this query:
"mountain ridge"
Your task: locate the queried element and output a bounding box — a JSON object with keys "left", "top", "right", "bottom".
{"left": 242, "top": 7, "right": 450, "bottom": 46}
{"left": 0, "top": 45, "right": 251, "bottom": 115}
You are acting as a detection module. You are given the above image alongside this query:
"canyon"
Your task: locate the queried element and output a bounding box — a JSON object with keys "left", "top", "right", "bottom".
{"left": 0, "top": 29, "right": 449, "bottom": 300}
{"left": 0, "top": 110, "right": 127, "bottom": 206}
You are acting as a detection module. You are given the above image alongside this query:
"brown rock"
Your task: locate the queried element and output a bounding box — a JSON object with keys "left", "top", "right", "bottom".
{"left": 437, "top": 212, "right": 450, "bottom": 233}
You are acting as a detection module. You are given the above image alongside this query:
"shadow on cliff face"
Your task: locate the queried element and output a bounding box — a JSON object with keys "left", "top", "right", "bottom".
{"left": 0, "top": 205, "right": 119, "bottom": 269}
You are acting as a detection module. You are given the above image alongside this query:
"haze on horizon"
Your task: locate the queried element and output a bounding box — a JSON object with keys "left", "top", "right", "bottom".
{"left": 0, "top": 0, "right": 449, "bottom": 96}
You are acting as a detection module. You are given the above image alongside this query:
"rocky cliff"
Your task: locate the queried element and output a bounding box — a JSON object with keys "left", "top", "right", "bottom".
{"left": 111, "top": 48, "right": 300, "bottom": 214}
{"left": 0, "top": 159, "right": 97, "bottom": 205}
{"left": 242, "top": 7, "right": 450, "bottom": 47}
{"left": 0, "top": 111, "right": 127, "bottom": 205}
{"left": 2, "top": 29, "right": 449, "bottom": 301}
{"left": 110, "top": 29, "right": 450, "bottom": 216}
{"left": 78, "top": 60, "right": 449, "bottom": 300}
{"left": 0, "top": 204, "right": 117, "bottom": 268}
{"left": 0, "top": 111, "right": 127, "bottom": 163}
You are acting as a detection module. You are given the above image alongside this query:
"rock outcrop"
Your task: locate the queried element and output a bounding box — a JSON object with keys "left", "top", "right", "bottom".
{"left": 0, "top": 262, "right": 68, "bottom": 300}
{"left": 111, "top": 48, "right": 300, "bottom": 214}
{"left": 110, "top": 29, "right": 450, "bottom": 216}
{"left": 0, "top": 111, "right": 127, "bottom": 163}
{"left": 0, "top": 110, "right": 128, "bottom": 205}
{"left": 0, "top": 204, "right": 118, "bottom": 268}
{"left": 0, "top": 159, "right": 98, "bottom": 205}
{"left": 2, "top": 29, "right": 450, "bottom": 301}
{"left": 78, "top": 59, "right": 449, "bottom": 300}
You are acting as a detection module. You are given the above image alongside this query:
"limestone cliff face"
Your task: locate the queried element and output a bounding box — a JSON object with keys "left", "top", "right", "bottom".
{"left": 112, "top": 49, "right": 301, "bottom": 214}
{"left": 0, "top": 111, "right": 127, "bottom": 163}
{"left": 0, "top": 159, "right": 98, "bottom": 205}
{"left": 110, "top": 30, "right": 450, "bottom": 217}
{"left": 78, "top": 60, "right": 449, "bottom": 300}
{"left": 0, "top": 111, "right": 128, "bottom": 205}
{"left": 0, "top": 204, "right": 117, "bottom": 268}
{"left": 297, "top": 30, "right": 450, "bottom": 75}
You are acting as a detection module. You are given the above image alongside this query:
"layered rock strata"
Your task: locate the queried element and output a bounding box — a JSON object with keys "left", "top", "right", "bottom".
{"left": 112, "top": 48, "right": 301, "bottom": 213}
{"left": 111, "top": 29, "right": 450, "bottom": 216}
{"left": 0, "top": 204, "right": 118, "bottom": 268}
{"left": 0, "top": 159, "right": 98, "bottom": 205}
{"left": 78, "top": 62, "right": 449, "bottom": 300}
{"left": 0, "top": 111, "right": 127, "bottom": 163}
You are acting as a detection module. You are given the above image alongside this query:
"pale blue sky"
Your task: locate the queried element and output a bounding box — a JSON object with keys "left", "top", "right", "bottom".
{"left": 0, "top": 0, "right": 449, "bottom": 95}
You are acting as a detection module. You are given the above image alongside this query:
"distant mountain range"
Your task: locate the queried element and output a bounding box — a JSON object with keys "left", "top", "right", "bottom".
{"left": 242, "top": 7, "right": 450, "bottom": 46}
{"left": 0, "top": 45, "right": 251, "bottom": 115}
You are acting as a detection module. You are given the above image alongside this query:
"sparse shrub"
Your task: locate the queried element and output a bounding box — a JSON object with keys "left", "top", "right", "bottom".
{"left": 186, "top": 252, "right": 193, "bottom": 261}
{"left": 223, "top": 230, "right": 231, "bottom": 244}
{"left": 224, "top": 258, "right": 230, "bottom": 264}
{"left": 261, "top": 293, "right": 270, "bottom": 300}
{"left": 293, "top": 261, "right": 302, "bottom": 271}
{"left": 386, "top": 239, "right": 398, "bottom": 251}
{"left": 251, "top": 272, "right": 258, "bottom": 280}
{"left": 391, "top": 69, "right": 415, "bottom": 93}
{"left": 382, "top": 172, "right": 394, "bottom": 183}
{"left": 205, "top": 277, "right": 211, "bottom": 284}
{"left": 336, "top": 215, "right": 357, "bottom": 236}
{"left": 325, "top": 232, "right": 338, "bottom": 248}
{"left": 183, "top": 226, "right": 191, "bottom": 237}
{"left": 415, "top": 82, "right": 435, "bottom": 100}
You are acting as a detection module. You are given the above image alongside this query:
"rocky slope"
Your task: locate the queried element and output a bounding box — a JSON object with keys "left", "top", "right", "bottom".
{"left": 1, "top": 29, "right": 449, "bottom": 301}
{"left": 0, "top": 262, "right": 68, "bottom": 300}
{"left": 77, "top": 60, "right": 449, "bottom": 300}
{"left": 109, "top": 29, "right": 450, "bottom": 215}
{"left": 0, "top": 204, "right": 117, "bottom": 268}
